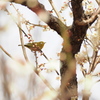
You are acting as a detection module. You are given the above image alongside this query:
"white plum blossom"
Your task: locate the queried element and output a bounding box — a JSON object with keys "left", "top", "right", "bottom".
{"left": 75, "top": 51, "right": 88, "bottom": 65}
{"left": 87, "top": 32, "right": 100, "bottom": 50}
{"left": 82, "top": 0, "right": 96, "bottom": 16}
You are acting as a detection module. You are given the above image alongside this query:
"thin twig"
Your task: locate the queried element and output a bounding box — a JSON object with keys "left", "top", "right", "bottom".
{"left": 0, "top": 45, "right": 13, "bottom": 59}
{"left": 88, "top": 14, "right": 100, "bottom": 73}
{"left": 39, "top": 73, "right": 56, "bottom": 91}
{"left": 38, "top": 50, "right": 60, "bottom": 75}
{"left": 11, "top": 3, "right": 50, "bottom": 30}
{"left": 85, "top": 37, "right": 94, "bottom": 49}
{"left": 5, "top": 9, "right": 29, "bottom": 38}
{"left": 88, "top": 50, "right": 98, "bottom": 73}
{"left": 17, "top": 24, "right": 29, "bottom": 38}
{"left": 18, "top": 23, "right": 29, "bottom": 62}
{"left": 26, "top": 21, "right": 49, "bottom": 28}
{"left": 34, "top": 51, "right": 38, "bottom": 67}
{"left": 48, "top": 0, "right": 64, "bottom": 24}
{"left": 39, "top": 49, "right": 49, "bottom": 60}
{"left": 88, "top": 14, "right": 100, "bottom": 72}
{"left": 7, "top": 3, "right": 29, "bottom": 62}
{"left": 83, "top": 39, "right": 91, "bottom": 65}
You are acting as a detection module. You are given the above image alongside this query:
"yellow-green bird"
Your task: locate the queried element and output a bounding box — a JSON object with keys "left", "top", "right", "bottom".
{"left": 24, "top": 41, "right": 45, "bottom": 51}
{"left": 19, "top": 41, "right": 48, "bottom": 60}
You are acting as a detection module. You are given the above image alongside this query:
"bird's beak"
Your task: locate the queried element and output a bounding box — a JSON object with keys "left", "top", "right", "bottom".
{"left": 18, "top": 44, "right": 22, "bottom": 46}
{"left": 18, "top": 44, "right": 26, "bottom": 46}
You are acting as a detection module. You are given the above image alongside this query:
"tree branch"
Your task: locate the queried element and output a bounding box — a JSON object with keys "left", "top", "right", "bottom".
{"left": 70, "top": 0, "right": 88, "bottom": 55}
{"left": 0, "top": 45, "right": 13, "bottom": 59}
{"left": 71, "top": 0, "right": 84, "bottom": 21}
{"left": 96, "top": 0, "right": 100, "bottom": 5}
{"left": 75, "top": 6, "right": 100, "bottom": 25}
{"left": 11, "top": 0, "right": 68, "bottom": 35}
{"left": 18, "top": 23, "right": 29, "bottom": 62}
{"left": 6, "top": 6, "right": 29, "bottom": 62}
{"left": 48, "top": 0, "right": 64, "bottom": 24}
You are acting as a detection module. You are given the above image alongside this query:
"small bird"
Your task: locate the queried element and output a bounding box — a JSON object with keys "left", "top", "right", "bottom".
{"left": 24, "top": 41, "right": 45, "bottom": 51}
{"left": 19, "top": 41, "right": 48, "bottom": 60}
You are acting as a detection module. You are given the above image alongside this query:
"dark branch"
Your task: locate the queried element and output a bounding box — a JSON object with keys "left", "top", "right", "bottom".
{"left": 47, "top": 14, "right": 68, "bottom": 35}
{"left": 70, "top": 0, "right": 88, "bottom": 55}
{"left": 71, "top": 0, "right": 84, "bottom": 21}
